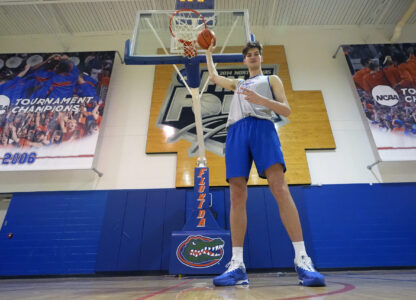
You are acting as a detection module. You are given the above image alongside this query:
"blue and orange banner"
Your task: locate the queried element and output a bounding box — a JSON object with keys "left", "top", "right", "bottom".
{"left": 343, "top": 43, "right": 416, "bottom": 161}
{"left": 0, "top": 51, "right": 115, "bottom": 170}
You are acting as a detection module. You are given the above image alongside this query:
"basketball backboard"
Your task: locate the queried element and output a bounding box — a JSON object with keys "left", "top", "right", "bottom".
{"left": 124, "top": 9, "right": 252, "bottom": 65}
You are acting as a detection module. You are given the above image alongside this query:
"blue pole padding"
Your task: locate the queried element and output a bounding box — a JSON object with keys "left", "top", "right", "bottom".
{"left": 198, "top": 54, "right": 244, "bottom": 63}
{"left": 125, "top": 55, "right": 187, "bottom": 65}
{"left": 185, "top": 57, "right": 201, "bottom": 88}
{"left": 124, "top": 40, "right": 243, "bottom": 65}
{"left": 124, "top": 39, "right": 130, "bottom": 62}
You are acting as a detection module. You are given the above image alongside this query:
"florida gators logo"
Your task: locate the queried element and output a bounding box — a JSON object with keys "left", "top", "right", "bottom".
{"left": 176, "top": 235, "right": 224, "bottom": 268}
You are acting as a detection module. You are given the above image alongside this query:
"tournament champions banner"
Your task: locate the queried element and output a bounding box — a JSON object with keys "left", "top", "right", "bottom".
{"left": 343, "top": 43, "right": 416, "bottom": 161}
{"left": 0, "top": 51, "right": 115, "bottom": 170}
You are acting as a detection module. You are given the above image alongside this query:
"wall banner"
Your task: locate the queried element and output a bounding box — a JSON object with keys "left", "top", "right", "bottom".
{"left": 0, "top": 51, "right": 115, "bottom": 170}
{"left": 342, "top": 43, "right": 416, "bottom": 161}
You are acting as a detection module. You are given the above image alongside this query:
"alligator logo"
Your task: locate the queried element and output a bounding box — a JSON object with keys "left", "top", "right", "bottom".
{"left": 176, "top": 235, "right": 225, "bottom": 268}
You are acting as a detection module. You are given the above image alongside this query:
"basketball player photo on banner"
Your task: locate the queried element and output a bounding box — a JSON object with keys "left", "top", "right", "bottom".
{"left": 342, "top": 43, "right": 416, "bottom": 161}
{"left": 0, "top": 51, "right": 115, "bottom": 170}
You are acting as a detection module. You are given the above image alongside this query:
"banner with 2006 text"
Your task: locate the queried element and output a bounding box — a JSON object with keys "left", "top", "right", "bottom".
{"left": 0, "top": 51, "right": 115, "bottom": 170}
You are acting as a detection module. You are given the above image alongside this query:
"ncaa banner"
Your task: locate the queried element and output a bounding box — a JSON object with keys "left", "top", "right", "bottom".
{"left": 0, "top": 51, "right": 115, "bottom": 170}
{"left": 342, "top": 43, "right": 416, "bottom": 161}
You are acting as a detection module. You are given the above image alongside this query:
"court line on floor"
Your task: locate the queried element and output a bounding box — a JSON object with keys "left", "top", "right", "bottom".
{"left": 275, "top": 281, "right": 355, "bottom": 300}
{"left": 327, "top": 274, "right": 416, "bottom": 283}
{"left": 134, "top": 279, "right": 194, "bottom": 300}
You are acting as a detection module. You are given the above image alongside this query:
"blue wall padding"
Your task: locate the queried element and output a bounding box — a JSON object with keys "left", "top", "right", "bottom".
{"left": 95, "top": 190, "right": 127, "bottom": 271}
{"left": 210, "top": 189, "right": 227, "bottom": 229}
{"left": 117, "top": 190, "right": 147, "bottom": 270}
{"left": 304, "top": 183, "right": 416, "bottom": 268}
{"left": 96, "top": 189, "right": 186, "bottom": 272}
{"left": 246, "top": 188, "right": 273, "bottom": 268}
{"left": 1, "top": 183, "right": 415, "bottom": 276}
{"left": 137, "top": 190, "right": 166, "bottom": 270}
{"left": 161, "top": 189, "right": 187, "bottom": 269}
{"left": 0, "top": 191, "right": 107, "bottom": 276}
{"left": 264, "top": 188, "right": 295, "bottom": 268}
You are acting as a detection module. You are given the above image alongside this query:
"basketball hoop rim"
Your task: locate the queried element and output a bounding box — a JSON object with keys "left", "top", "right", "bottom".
{"left": 169, "top": 8, "right": 208, "bottom": 42}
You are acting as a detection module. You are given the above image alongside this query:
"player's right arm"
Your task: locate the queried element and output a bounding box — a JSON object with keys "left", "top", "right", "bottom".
{"left": 31, "top": 54, "right": 61, "bottom": 71}
{"left": 205, "top": 40, "right": 240, "bottom": 91}
{"left": 9, "top": 124, "right": 19, "bottom": 143}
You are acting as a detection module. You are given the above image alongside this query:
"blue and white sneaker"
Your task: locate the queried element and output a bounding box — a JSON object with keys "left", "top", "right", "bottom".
{"left": 295, "top": 255, "right": 326, "bottom": 287}
{"left": 213, "top": 260, "right": 249, "bottom": 286}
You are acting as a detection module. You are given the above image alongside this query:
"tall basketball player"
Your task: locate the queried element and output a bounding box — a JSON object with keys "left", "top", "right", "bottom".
{"left": 205, "top": 40, "right": 326, "bottom": 287}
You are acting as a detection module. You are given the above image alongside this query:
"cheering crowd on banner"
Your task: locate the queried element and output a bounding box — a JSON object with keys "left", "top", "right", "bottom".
{"left": 344, "top": 44, "right": 416, "bottom": 135}
{"left": 0, "top": 51, "right": 114, "bottom": 149}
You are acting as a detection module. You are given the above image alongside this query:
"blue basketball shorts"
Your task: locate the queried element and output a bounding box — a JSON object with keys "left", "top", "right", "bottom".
{"left": 225, "top": 117, "right": 286, "bottom": 181}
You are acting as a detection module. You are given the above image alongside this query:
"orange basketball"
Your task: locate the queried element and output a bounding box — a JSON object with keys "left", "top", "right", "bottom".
{"left": 197, "top": 29, "right": 216, "bottom": 50}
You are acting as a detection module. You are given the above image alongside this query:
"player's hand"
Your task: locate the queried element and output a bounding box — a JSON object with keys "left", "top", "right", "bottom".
{"left": 47, "top": 54, "right": 61, "bottom": 61}
{"left": 237, "top": 87, "right": 266, "bottom": 105}
{"left": 207, "top": 39, "right": 216, "bottom": 53}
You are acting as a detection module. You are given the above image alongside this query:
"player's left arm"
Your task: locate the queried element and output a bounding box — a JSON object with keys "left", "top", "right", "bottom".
{"left": 237, "top": 75, "right": 291, "bottom": 117}
{"left": 17, "top": 64, "right": 31, "bottom": 78}
{"left": 92, "top": 102, "right": 100, "bottom": 120}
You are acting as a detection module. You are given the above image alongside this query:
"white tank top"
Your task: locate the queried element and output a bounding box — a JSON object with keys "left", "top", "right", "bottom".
{"left": 226, "top": 75, "right": 278, "bottom": 128}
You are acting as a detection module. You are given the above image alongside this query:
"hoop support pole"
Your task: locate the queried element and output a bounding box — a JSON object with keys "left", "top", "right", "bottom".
{"left": 191, "top": 87, "right": 207, "bottom": 167}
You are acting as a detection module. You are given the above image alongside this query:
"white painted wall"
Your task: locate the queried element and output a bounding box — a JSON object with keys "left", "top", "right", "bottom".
{"left": 254, "top": 24, "right": 416, "bottom": 184}
{"left": 0, "top": 24, "right": 415, "bottom": 192}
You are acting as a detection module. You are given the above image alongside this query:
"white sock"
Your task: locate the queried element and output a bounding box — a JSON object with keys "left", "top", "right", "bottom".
{"left": 293, "top": 241, "right": 308, "bottom": 262}
{"left": 231, "top": 247, "right": 244, "bottom": 265}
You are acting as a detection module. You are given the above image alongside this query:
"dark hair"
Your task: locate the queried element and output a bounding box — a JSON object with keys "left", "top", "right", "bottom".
{"left": 360, "top": 57, "right": 370, "bottom": 66}
{"left": 35, "top": 131, "right": 46, "bottom": 142}
{"left": 87, "top": 120, "right": 98, "bottom": 134}
{"left": 44, "top": 59, "right": 60, "bottom": 71}
{"left": 56, "top": 60, "right": 72, "bottom": 74}
{"left": 406, "top": 47, "right": 414, "bottom": 57}
{"left": 395, "top": 53, "right": 406, "bottom": 64}
{"left": 0, "top": 69, "right": 14, "bottom": 80}
{"left": 52, "top": 130, "right": 63, "bottom": 144}
{"left": 368, "top": 61, "right": 379, "bottom": 71}
{"left": 242, "top": 41, "right": 263, "bottom": 57}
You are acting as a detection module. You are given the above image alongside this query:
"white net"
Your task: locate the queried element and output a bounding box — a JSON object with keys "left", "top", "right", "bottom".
{"left": 170, "top": 9, "right": 207, "bottom": 58}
